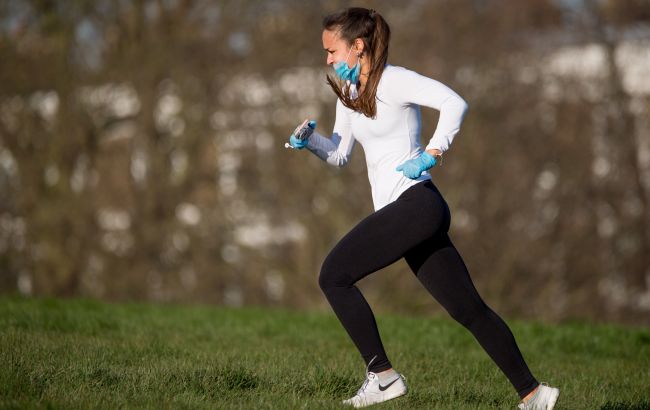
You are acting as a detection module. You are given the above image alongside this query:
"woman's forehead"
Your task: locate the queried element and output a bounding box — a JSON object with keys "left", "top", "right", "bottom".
{"left": 322, "top": 29, "right": 347, "bottom": 48}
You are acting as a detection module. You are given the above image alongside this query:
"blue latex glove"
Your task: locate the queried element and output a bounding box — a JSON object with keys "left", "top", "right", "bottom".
{"left": 289, "top": 120, "right": 317, "bottom": 149}
{"left": 396, "top": 152, "right": 438, "bottom": 179}
{"left": 289, "top": 134, "right": 309, "bottom": 149}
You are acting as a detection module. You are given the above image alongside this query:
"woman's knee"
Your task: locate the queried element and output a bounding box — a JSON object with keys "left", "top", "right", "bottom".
{"left": 318, "top": 253, "right": 351, "bottom": 291}
{"left": 445, "top": 299, "right": 491, "bottom": 328}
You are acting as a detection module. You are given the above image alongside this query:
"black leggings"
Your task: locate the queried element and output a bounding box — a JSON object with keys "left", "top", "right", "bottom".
{"left": 318, "top": 179, "right": 539, "bottom": 400}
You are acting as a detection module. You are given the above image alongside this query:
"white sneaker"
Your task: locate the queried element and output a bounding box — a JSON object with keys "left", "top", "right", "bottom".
{"left": 517, "top": 382, "right": 560, "bottom": 410}
{"left": 342, "top": 371, "right": 408, "bottom": 408}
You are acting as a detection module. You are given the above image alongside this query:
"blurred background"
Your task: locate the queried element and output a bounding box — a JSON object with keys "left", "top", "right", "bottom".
{"left": 0, "top": 0, "right": 649, "bottom": 326}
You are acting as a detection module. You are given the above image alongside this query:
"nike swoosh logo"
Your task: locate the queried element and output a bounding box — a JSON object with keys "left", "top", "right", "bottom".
{"left": 378, "top": 378, "right": 399, "bottom": 391}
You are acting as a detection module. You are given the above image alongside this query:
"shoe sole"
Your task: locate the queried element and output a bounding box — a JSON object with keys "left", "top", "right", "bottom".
{"left": 343, "top": 387, "right": 408, "bottom": 408}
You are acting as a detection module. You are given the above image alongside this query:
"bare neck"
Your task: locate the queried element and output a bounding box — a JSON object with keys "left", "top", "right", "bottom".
{"left": 359, "top": 59, "right": 371, "bottom": 92}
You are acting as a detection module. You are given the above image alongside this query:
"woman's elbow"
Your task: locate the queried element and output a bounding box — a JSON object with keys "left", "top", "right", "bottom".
{"left": 452, "top": 97, "right": 469, "bottom": 122}
{"left": 457, "top": 97, "right": 469, "bottom": 114}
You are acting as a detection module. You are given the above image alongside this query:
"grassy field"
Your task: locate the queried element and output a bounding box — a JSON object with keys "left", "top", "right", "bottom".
{"left": 1, "top": 295, "right": 649, "bottom": 409}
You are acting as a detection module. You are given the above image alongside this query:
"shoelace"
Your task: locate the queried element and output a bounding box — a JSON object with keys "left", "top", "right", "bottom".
{"left": 355, "top": 355, "right": 378, "bottom": 396}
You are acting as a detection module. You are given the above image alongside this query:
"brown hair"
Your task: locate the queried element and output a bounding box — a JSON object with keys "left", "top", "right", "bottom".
{"left": 322, "top": 7, "right": 391, "bottom": 119}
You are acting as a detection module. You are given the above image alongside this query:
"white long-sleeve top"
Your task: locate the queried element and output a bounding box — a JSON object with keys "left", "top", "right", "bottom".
{"left": 306, "top": 64, "right": 468, "bottom": 211}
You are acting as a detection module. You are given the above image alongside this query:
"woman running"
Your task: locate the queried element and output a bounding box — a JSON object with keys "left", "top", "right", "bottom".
{"left": 286, "top": 7, "right": 560, "bottom": 409}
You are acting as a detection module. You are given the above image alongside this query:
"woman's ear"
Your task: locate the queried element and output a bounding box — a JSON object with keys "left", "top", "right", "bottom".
{"left": 354, "top": 38, "right": 364, "bottom": 55}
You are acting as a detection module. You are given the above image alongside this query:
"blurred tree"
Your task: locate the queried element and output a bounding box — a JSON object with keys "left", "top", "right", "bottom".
{"left": 0, "top": 0, "right": 648, "bottom": 325}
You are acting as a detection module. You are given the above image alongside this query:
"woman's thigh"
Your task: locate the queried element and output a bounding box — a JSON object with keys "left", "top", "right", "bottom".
{"left": 321, "top": 180, "right": 450, "bottom": 286}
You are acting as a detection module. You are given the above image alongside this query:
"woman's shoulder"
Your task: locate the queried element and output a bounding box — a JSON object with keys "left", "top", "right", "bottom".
{"left": 381, "top": 64, "right": 417, "bottom": 79}
{"left": 379, "top": 64, "right": 427, "bottom": 89}
{"left": 380, "top": 64, "right": 399, "bottom": 81}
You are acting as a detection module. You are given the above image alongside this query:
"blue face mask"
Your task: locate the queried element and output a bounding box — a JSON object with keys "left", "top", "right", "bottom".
{"left": 333, "top": 46, "right": 361, "bottom": 84}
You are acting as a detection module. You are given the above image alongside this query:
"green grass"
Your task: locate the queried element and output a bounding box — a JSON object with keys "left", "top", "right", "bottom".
{"left": 1, "top": 295, "right": 649, "bottom": 409}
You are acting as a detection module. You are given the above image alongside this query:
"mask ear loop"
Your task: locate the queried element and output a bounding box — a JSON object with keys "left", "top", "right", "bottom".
{"left": 346, "top": 42, "right": 363, "bottom": 68}
{"left": 343, "top": 45, "right": 355, "bottom": 67}
{"left": 354, "top": 48, "right": 363, "bottom": 86}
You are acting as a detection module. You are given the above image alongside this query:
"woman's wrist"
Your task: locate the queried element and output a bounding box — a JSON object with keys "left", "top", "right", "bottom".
{"left": 425, "top": 149, "right": 443, "bottom": 166}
